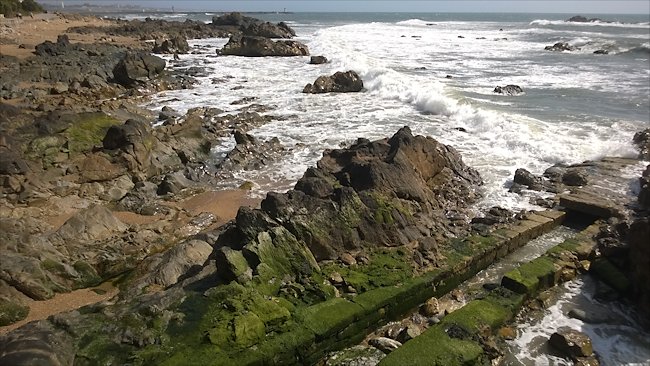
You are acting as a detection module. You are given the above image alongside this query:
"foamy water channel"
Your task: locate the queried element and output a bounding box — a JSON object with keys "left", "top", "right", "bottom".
{"left": 146, "top": 15, "right": 649, "bottom": 210}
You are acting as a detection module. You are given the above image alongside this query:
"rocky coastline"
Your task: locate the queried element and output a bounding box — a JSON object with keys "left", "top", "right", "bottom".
{"left": 0, "top": 10, "right": 649, "bottom": 366}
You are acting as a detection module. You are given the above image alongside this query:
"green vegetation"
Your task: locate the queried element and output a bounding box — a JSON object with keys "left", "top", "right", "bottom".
{"left": 379, "top": 327, "right": 485, "bottom": 366}
{"left": 63, "top": 112, "right": 121, "bottom": 154}
{"left": 0, "top": 0, "right": 44, "bottom": 16}
{"left": 0, "top": 298, "right": 29, "bottom": 326}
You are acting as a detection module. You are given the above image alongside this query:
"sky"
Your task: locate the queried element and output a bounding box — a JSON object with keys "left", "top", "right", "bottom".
{"left": 40, "top": 1, "right": 650, "bottom": 14}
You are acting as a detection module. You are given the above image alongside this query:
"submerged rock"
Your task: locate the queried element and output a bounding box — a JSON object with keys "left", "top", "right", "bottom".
{"left": 309, "top": 55, "right": 328, "bottom": 64}
{"left": 303, "top": 70, "right": 364, "bottom": 94}
{"left": 493, "top": 84, "right": 524, "bottom": 95}
{"left": 545, "top": 42, "right": 580, "bottom": 52}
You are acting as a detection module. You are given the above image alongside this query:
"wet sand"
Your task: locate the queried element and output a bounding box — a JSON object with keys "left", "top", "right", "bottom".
{"left": 0, "top": 281, "right": 118, "bottom": 335}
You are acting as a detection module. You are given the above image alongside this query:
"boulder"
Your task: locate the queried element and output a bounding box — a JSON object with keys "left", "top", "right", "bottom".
{"left": 593, "top": 50, "right": 609, "bottom": 55}
{"left": 55, "top": 204, "right": 128, "bottom": 242}
{"left": 79, "top": 153, "right": 126, "bottom": 183}
{"left": 369, "top": 337, "right": 402, "bottom": 354}
{"left": 219, "top": 35, "right": 309, "bottom": 57}
{"left": 102, "top": 119, "right": 156, "bottom": 174}
{"left": 152, "top": 35, "right": 190, "bottom": 54}
{"left": 309, "top": 55, "right": 328, "bottom": 64}
{"left": 512, "top": 168, "right": 543, "bottom": 190}
{"left": 147, "top": 240, "right": 213, "bottom": 288}
{"left": 562, "top": 169, "right": 588, "bottom": 186}
{"left": 549, "top": 328, "right": 594, "bottom": 360}
{"left": 303, "top": 71, "right": 364, "bottom": 94}
{"left": 112, "top": 52, "right": 166, "bottom": 87}
{"left": 493, "top": 84, "right": 523, "bottom": 96}
{"left": 545, "top": 42, "right": 580, "bottom": 52}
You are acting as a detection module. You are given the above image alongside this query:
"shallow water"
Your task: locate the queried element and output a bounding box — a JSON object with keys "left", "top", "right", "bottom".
{"left": 505, "top": 276, "right": 650, "bottom": 366}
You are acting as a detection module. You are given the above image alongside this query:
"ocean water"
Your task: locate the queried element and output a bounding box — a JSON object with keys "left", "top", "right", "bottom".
{"left": 131, "top": 12, "right": 649, "bottom": 210}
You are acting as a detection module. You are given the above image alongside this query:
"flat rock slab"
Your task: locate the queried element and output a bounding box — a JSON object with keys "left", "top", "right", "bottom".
{"left": 558, "top": 157, "right": 645, "bottom": 219}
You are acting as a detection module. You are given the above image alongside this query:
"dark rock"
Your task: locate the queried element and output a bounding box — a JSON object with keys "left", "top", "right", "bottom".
{"left": 549, "top": 328, "right": 594, "bottom": 360}
{"left": 112, "top": 52, "right": 166, "bottom": 87}
{"left": 512, "top": 168, "right": 543, "bottom": 190}
{"left": 493, "top": 84, "right": 524, "bottom": 96}
{"left": 567, "top": 15, "right": 604, "bottom": 23}
{"left": 562, "top": 169, "right": 588, "bottom": 186}
{"left": 628, "top": 218, "right": 650, "bottom": 322}
{"left": 152, "top": 35, "right": 190, "bottom": 54}
{"left": 633, "top": 129, "right": 650, "bottom": 160}
{"left": 593, "top": 50, "right": 609, "bottom": 55}
{"left": 303, "top": 70, "right": 363, "bottom": 94}
{"left": 545, "top": 42, "right": 580, "bottom": 52}
{"left": 309, "top": 55, "right": 328, "bottom": 64}
{"left": 396, "top": 325, "right": 421, "bottom": 344}
{"left": 639, "top": 165, "right": 650, "bottom": 208}
{"left": 543, "top": 165, "right": 566, "bottom": 183}
{"left": 241, "top": 21, "right": 295, "bottom": 39}
{"left": 471, "top": 206, "right": 514, "bottom": 226}
{"left": 220, "top": 35, "right": 309, "bottom": 57}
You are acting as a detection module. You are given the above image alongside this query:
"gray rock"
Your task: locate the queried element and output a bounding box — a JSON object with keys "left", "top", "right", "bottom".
{"left": 55, "top": 204, "right": 128, "bottom": 242}
{"left": 112, "top": 52, "right": 166, "bottom": 87}
{"left": 147, "top": 240, "right": 213, "bottom": 288}
{"left": 303, "top": 70, "right": 364, "bottom": 94}
{"left": 152, "top": 35, "right": 190, "bottom": 54}
{"left": 369, "top": 337, "right": 402, "bottom": 354}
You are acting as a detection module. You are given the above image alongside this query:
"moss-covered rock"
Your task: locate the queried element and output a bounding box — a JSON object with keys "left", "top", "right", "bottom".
{"left": 63, "top": 112, "right": 121, "bottom": 154}
{"left": 589, "top": 258, "right": 630, "bottom": 293}
{"left": 378, "top": 327, "right": 485, "bottom": 366}
{"left": 501, "top": 257, "right": 556, "bottom": 295}
{"left": 0, "top": 298, "right": 29, "bottom": 326}
{"left": 296, "top": 298, "right": 364, "bottom": 339}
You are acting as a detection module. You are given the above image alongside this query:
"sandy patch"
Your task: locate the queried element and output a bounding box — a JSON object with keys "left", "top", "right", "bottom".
{"left": 0, "top": 281, "right": 118, "bottom": 335}
{"left": 179, "top": 189, "right": 261, "bottom": 226}
{"left": 0, "top": 13, "right": 140, "bottom": 59}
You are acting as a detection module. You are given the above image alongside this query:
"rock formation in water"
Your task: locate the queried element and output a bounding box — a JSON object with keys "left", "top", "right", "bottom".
{"left": 303, "top": 70, "right": 364, "bottom": 93}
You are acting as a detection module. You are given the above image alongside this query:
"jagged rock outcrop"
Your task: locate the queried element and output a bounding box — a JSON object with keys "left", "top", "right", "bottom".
{"left": 219, "top": 35, "right": 309, "bottom": 57}
{"left": 0, "top": 128, "right": 484, "bottom": 364}
{"left": 112, "top": 52, "right": 166, "bottom": 87}
{"left": 212, "top": 12, "right": 296, "bottom": 38}
{"left": 303, "top": 71, "right": 364, "bottom": 94}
